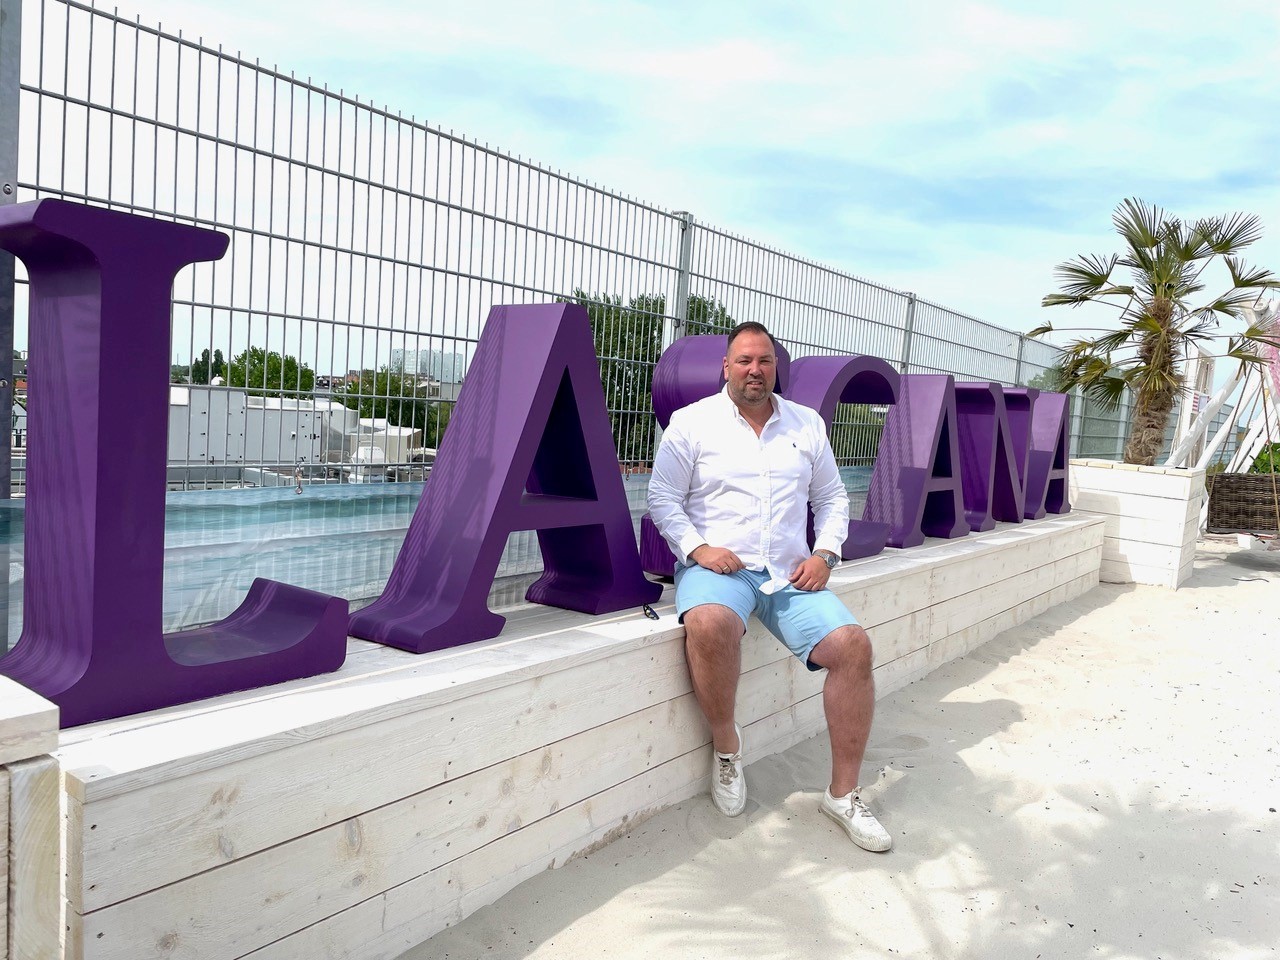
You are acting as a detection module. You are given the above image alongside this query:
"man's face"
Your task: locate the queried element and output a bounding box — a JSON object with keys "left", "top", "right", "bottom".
{"left": 723, "top": 330, "right": 776, "bottom": 410}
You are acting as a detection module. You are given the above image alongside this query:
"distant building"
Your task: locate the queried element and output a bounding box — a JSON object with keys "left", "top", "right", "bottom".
{"left": 389, "top": 348, "right": 467, "bottom": 384}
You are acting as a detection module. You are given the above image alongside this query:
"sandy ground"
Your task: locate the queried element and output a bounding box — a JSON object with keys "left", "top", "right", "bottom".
{"left": 400, "top": 540, "right": 1279, "bottom": 960}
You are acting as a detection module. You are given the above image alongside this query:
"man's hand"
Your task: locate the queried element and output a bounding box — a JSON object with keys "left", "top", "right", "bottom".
{"left": 690, "top": 544, "right": 745, "bottom": 576}
{"left": 788, "top": 555, "right": 831, "bottom": 592}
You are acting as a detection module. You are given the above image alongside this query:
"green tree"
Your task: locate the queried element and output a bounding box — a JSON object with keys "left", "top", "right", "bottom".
{"left": 338, "top": 367, "right": 451, "bottom": 447}
{"left": 564, "top": 290, "right": 735, "bottom": 464}
{"left": 1033, "top": 198, "right": 1280, "bottom": 464}
{"left": 189, "top": 348, "right": 226, "bottom": 385}
{"left": 228, "top": 347, "right": 316, "bottom": 398}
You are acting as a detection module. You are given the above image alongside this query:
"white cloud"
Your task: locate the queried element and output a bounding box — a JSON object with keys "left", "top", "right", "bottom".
{"left": 42, "top": 0, "right": 1280, "bottom": 342}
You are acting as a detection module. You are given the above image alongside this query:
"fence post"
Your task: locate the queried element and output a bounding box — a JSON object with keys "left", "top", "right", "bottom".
{"left": 0, "top": 0, "right": 20, "bottom": 501}
{"left": 1013, "top": 333, "right": 1025, "bottom": 386}
{"left": 671, "top": 210, "right": 694, "bottom": 338}
{"left": 0, "top": 0, "right": 21, "bottom": 657}
{"left": 899, "top": 293, "right": 917, "bottom": 374}
{"left": 650, "top": 211, "right": 695, "bottom": 460}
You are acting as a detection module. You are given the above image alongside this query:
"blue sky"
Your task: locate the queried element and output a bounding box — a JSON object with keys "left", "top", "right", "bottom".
{"left": 118, "top": 0, "right": 1280, "bottom": 339}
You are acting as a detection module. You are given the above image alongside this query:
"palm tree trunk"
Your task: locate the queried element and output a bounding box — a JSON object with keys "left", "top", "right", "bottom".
{"left": 1124, "top": 384, "right": 1178, "bottom": 465}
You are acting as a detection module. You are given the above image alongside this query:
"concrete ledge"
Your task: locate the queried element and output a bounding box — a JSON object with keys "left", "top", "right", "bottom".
{"left": 58, "top": 513, "right": 1103, "bottom": 960}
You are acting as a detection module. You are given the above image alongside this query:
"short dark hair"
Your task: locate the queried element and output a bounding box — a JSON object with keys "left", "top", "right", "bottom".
{"left": 725, "top": 321, "right": 777, "bottom": 353}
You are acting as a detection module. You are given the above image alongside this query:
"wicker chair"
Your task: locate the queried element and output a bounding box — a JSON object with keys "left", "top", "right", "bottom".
{"left": 1205, "top": 473, "right": 1280, "bottom": 534}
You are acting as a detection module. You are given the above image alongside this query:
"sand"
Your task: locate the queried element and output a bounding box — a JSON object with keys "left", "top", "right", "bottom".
{"left": 400, "top": 540, "right": 1279, "bottom": 960}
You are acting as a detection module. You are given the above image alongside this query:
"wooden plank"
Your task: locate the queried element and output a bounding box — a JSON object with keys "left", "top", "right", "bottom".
{"left": 1100, "top": 557, "right": 1181, "bottom": 588}
{"left": 67, "top": 515, "right": 1103, "bottom": 913}
{"left": 70, "top": 618, "right": 811, "bottom": 913}
{"left": 0, "top": 679, "right": 58, "bottom": 768}
{"left": 239, "top": 694, "right": 830, "bottom": 960}
{"left": 1071, "top": 489, "right": 1201, "bottom": 526}
{"left": 1, "top": 766, "right": 9, "bottom": 960}
{"left": 1071, "top": 465, "right": 1200, "bottom": 500}
{"left": 1089, "top": 511, "right": 1197, "bottom": 548}
{"left": 73, "top": 657, "right": 807, "bottom": 960}
{"left": 7, "top": 756, "right": 61, "bottom": 960}
{"left": 929, "top": 546, "right": 1099, "bottom": 642}
{"left": 60, "top": 514, "right": 1101, "bottom": 803}
{"left": 1101, "top": 537, "right": 1188, "bottom": 569}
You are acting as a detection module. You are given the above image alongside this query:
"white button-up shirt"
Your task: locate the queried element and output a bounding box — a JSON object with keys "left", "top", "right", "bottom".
{"left": 647, "top": 387, "right": 849, "bottom": 593}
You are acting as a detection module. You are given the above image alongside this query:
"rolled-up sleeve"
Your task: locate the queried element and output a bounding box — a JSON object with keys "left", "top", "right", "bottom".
{"left": 647, "top": 421, "right": 705, "bottom": 565}
{"left": 807, "top": 419, "right": 849, "bottom": 560}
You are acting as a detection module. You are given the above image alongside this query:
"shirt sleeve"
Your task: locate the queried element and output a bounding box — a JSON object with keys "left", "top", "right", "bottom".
{"left": 807, "top": 415, "right": 850, "bottom": 560}
{"left": 646, "top": 418, "right": 706, "bottom": 565}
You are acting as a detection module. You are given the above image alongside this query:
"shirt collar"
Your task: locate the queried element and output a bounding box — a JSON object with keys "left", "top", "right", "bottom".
{"left": 719, "top": 384, "right": 781, "bottom": 426}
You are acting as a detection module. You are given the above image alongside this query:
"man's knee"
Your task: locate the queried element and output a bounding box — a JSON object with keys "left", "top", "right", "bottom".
{"left": 683, "top": 603, "right": 744, "bottom": 647}
{"left": 812, "top": 624, "right": 873, "bottom": 674}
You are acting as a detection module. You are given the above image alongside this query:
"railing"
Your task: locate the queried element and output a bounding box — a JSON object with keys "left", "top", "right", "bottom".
{"left": 0, "top": 0, "right": 1092, "bottom": 491}
{"left": 0, "top": 0, "right": 1158, "bottom": 645}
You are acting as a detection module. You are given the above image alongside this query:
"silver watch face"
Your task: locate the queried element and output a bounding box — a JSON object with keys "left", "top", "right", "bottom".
{"left": 819, "top": 551, "right": 837, "bottom": 569}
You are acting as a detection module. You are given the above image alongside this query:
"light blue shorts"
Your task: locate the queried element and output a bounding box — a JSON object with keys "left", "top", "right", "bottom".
{"left": 673, "top": 563, "right": 859, "bottom": 672}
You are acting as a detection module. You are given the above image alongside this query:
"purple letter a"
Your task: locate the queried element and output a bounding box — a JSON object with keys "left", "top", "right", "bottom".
{"left": 0, "top": 200, "right": 349, "bottom": 727}
{"left": 349, "top": 303, "right": 661, "bottom": 653}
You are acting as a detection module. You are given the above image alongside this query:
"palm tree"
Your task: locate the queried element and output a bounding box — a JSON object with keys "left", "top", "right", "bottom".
{"left": 1031, "top": 198, "right": 1280, "bottom": 465}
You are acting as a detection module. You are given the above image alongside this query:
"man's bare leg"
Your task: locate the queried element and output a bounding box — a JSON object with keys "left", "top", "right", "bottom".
{"left": 808, "top": 625, "right": 876, "bottom": 796}
{"left": 682, "top": 603, "right": 745, "bottom": 753}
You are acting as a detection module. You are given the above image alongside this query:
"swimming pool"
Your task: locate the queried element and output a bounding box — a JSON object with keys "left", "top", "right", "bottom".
{"left": 0, "top": 467, "right": 873, "bottom": 650}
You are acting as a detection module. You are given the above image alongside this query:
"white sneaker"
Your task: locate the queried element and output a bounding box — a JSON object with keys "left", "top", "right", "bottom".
{"left": 711, "top": 723, "right": 746, "bottom": 817}
{"left": 821, "top": 788, "right": 892, "bottom": 851}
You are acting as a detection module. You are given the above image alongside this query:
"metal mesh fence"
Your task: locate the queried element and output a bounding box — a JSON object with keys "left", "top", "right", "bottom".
{"left": 3, "top": 0, "right": 1100, "bottom": 497}
{"left": 2, "top": 0, "right": 1191, "bottom": 633}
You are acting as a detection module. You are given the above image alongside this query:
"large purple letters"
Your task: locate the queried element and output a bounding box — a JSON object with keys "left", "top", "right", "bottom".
{"left": 955, "top": 382, "right": 1026, "bottom": 531}
{"left": 0, "top": 200, "right": 349, "bottom": 726}
{"left": 0, "top": 199, "right": 1073, "bottom": 726}
{"left": 348, "top": 303, "right": 661, "bottom": 653}
{"left": 786, "top": 354, "right": 898, "bottom": 559}
{"left": 864, "top": 375, "right": 971, "bottom": 548}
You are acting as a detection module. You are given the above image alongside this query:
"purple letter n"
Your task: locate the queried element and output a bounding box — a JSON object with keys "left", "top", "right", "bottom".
{"left": 0, "top": 200, "right": 349, "bottom": 727}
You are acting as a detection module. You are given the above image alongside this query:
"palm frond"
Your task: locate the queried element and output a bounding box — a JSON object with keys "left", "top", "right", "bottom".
{"left": 1051, "top": 253, "right": 1120, "bottom": 299}
{"left": 1026, "top": 322, "right": 1054, "bottom": 338}
{"left": 1041, "top": 293, "right": 1093, "bottom": 308}
{"left": 1239, "top": 320, "right": 1280, "bottom": 351}
{"left": 1199, "top": 289, "right": 1263, "bottom": 318}
{"left": 1091, "top": 328, "right": 1137, "bottom": 353}
{"left": 1112, "top": 197, "right": 1163, "bottom": 250}
{"left": 1225, "top": 257, "right": 1280, "bottom": 290}
{"left": 1202, "top": 211, "right": 1264, "bottom": 253}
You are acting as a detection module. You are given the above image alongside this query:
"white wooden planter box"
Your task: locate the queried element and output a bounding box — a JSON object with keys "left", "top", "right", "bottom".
{"left": 1069, "top": 458, "right": 1204, "bottom": 589}
{"left": 56, "top": 513, "right": 1103, "bottom": 960}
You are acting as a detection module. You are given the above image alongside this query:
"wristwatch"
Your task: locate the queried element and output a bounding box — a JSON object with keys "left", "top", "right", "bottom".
{"left": 814, "top": 550, "right": 838, "bottom": 570}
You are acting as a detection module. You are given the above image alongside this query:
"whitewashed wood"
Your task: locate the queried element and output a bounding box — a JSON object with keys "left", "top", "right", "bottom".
{"left": 929, "top": 547, "right": 1099, "bottom": 641}
{"left": 1, "top": 767, "right": 9, "bottom": 960}
{"left": 235, "top": 695, "right": 831, "bottom": 960}
{"left": 1089, "top": 511, "right": 1198, "bottom": 548}
{"left": 71, "top": 639, "right": 696, "bottom": 911}
{"left": 7, "top": 756, "right": 61, "bottom": 960}
{"left": 1100, "top": 556, "right": 1190, "bottom": 589}
{"left": 66, "top": 515, "right": 1103, "bottom": 915}
{"left": 1071, "top": 463, "right": 1201, "bottom": 501}
{"left": 60, "top": 515, "right": 1101, "bottom": 804}
{"left": 73, "top": 657, "right": 811, "bottom": 960}
{"left": 1071, "top": 488, "right": 1202, "bottom": 526}
{"left": 60, "top": 514, "right": 1105, "bottom": 957}
{"left": 1101, "top": 537, "right": 1190, "bottom": 569}
{"left": 0, "top": 679, "right": 58, "bottom": 768}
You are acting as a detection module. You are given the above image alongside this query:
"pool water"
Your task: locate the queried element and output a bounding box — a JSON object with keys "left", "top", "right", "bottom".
{"left": 0, "top": 467, "right": 873, "bottom": 650}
